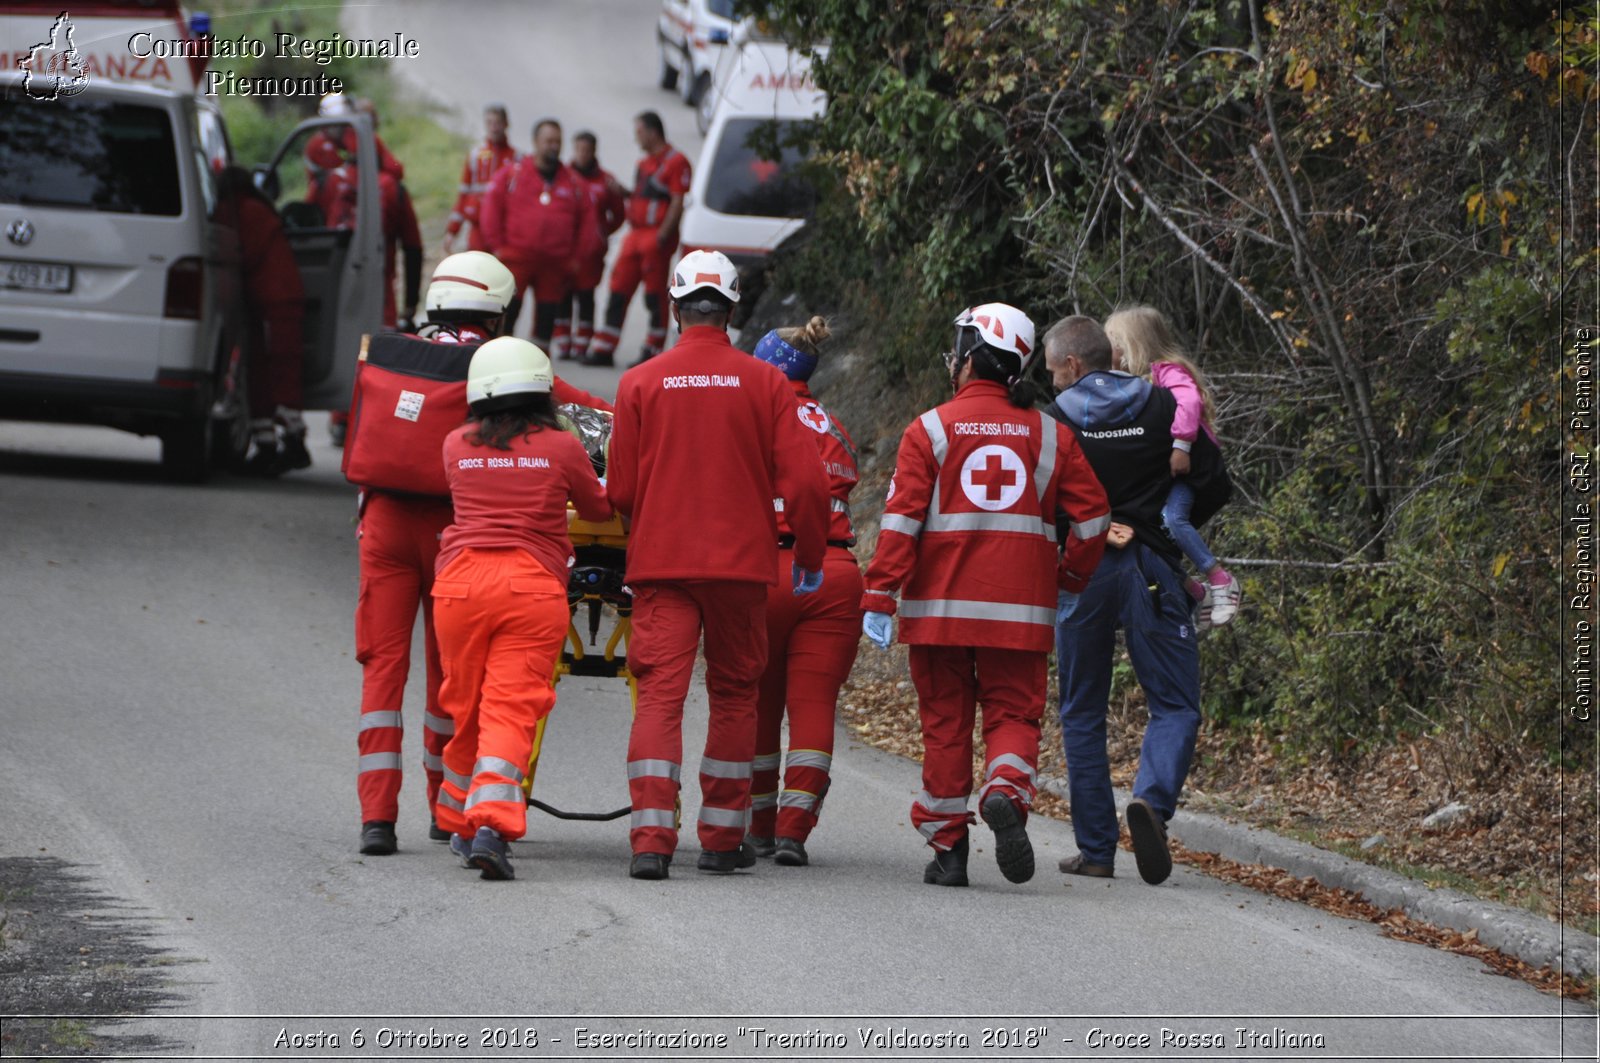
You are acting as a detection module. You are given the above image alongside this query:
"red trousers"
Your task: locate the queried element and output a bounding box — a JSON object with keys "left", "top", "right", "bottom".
{"left": 607, "top": 226, "right": 674, "bottom": 301}
{"left": 908, "top": 644, "right": 1047, "bottom": 851}
{"left": 247, "top": 298, "right": 304, "bottom": 418}
{"left": 431, "top": 548, "right": 568, "bottom": 841}
{"left": 751, "top": 548, "right": 862, "bottom": 842}
{"left": 355, "top": 492, "right": 455, "bottom": 825}
{"left": 499, "top": 248, "right": 573, "bottom": 305}
{"left": 626, "top": 580, "right": 767, "bottom": 855}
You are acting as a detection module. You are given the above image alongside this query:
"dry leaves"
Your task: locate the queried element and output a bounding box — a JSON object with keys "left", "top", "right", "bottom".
{"left": 838, "top": 644, "right": 1597, "bottom": 1002}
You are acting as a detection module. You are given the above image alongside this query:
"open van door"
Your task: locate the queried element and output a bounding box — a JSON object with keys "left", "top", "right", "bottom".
{"left": 252, "top": 115, "right": 382, "bottom": 411}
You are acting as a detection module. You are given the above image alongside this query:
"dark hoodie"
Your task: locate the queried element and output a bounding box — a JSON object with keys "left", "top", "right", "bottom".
{"left": 1052, "top": 371, "right": 1230, "bottom": 564}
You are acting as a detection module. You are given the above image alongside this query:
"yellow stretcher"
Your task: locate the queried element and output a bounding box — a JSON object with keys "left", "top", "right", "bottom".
{"left": 520, "top": 508, "right": 642, "bottom": 823}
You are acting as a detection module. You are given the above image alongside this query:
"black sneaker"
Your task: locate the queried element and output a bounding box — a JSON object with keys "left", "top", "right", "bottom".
{"left": 746, "top": 834, "right": 777, "bottom": 858}
{"left": 629, "top": 852, "right": 671, "bottom": 880}
{"left": 428, "top": 817, "right": 451, "bottom": 842}
{"left": 980, "top": 792, "right": 1035, "bottom": 884}
{"left": 697, "top": 843, "right": 757, "bottom": 873}
{"left": 1125, "top": 798, "right": 1173, "bottom": 885}
{"left": 580, "top": 350, "right": 614, "bottom": 368}
{"left": 329, "top": 421, "right": 346, "bottom": 447}
{"left": 449, "top": 833, "right": 474, "bottom": 869}
{"left": 359, "top": 820, "right": 396, "bottom": 856}
{"left": 280, "top": 432, "right": 312, "bottom": 471}
{"left": 469, "top": 827, "right": 514, "bottom": 881}
{"left": 923, "top": 837, "right": 969, "bottom": 886}
{"left": 628, "top": 348, "right": 657, "bottom": 368}
{"left": 773, "top": 837, "right": 809, "bottom": 867}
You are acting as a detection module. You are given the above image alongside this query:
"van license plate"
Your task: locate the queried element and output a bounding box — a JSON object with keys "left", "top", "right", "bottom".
{"left": 1, "top": 260, "right": 73, "bottom": 293}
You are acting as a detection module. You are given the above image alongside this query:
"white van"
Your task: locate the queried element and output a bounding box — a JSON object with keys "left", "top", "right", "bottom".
{"left": 679, "top": 30, "right": 825, "bottom": 288}
{"left": 0, "top": 74, "right": 382, "bottom": 480}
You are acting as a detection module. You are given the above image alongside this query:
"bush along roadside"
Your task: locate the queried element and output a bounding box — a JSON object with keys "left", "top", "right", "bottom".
{"left": 744, "top": 0, "right": 1590, "bottom": 906}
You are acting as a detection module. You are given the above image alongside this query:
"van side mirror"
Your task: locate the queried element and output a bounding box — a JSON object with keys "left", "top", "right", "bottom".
{"left": 252, "top": 166, "right": 280, "bottom": 201}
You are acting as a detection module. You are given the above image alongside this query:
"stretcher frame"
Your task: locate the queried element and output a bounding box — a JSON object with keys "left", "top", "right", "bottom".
{"left": 521, "top": 509, "right": 680, "bottom": 828}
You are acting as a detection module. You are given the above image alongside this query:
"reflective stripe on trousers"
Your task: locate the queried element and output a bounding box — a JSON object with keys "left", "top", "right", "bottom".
{"left": 464, "top": 783, "right": 524, "bottom": 810}
{"left": 899, "top": 598, "right": 1057, "bottom": 627}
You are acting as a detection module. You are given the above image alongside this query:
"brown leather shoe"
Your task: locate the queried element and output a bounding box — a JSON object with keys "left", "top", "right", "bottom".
{"left": 1058, "top": 852, "right": 1114, "bottom": 878}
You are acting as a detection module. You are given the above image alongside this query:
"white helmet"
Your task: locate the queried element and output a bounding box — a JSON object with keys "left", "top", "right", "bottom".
{"left": 427, "top": 252, "right": 516, "bottom": 316}
{"left": 954, "top": 302, "right": 1037, "bottom": 376}
{"left": 318, "top": 92, "right": 352, "bottom": 117}
{"left": 467, "top": 337, "right": 553, "bottom": 409}
{"left": 669, "top": 249, "right": 741, "bottom": 304}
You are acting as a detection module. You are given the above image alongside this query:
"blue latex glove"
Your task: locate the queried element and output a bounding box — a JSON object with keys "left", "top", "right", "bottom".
{"left": 863, "top": 610, "right": 893, "bottom": 650}
{"left": 792, "top": 562, "right": 824, "bottom": 596}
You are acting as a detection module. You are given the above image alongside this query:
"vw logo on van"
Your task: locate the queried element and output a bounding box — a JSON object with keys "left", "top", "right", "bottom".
{"left": 6, "top": 219, "right": 35, "bottom": 247}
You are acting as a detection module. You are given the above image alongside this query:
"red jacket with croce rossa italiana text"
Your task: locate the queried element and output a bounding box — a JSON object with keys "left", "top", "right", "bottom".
{"left": 861, "top": 379, "right": 1111, "bottom": 652}
{"left": 607, "top": 326, "right": 829, "bottom": 584}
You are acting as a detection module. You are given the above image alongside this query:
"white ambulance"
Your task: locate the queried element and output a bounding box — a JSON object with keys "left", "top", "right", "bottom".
{"left": 678, "top": 27, "right": 825, "bottom": 295}
{"left": 0, "top": 3, "right": 382, "bottom": 480}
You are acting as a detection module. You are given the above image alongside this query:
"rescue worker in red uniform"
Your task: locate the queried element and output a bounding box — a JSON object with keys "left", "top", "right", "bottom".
{"left": 860, "top": 303, "right": 1112, "bottom": 887}
{"left": 216, "top": 166, "right": 311, "bottom": 475}
{"left": 353, "top": 252, "right": 517, "bottom": 857}
{"left": 745, "top": 317, "right": 863, "bottom": 868}
{"left": 352, "top": 251, "right": 606, "bottom": 856}
{"left": 432, "top": 337, "right": 612, "bottom": 880}
{"left": 306, "top": 94, "right": 404, "bottom": 224}
{"left": 554, "top": 130, "right": 626, "bottom": 362}
{"left": 480, "top": 119, "right": 599, "bottom": 357}
{"left": 582, "top": 111, "right": 690, "bottom": 368}
{"left": 444, "top": 104, "right": 516, "bottom": 254}
{"left": 607, "top": 251, "right": 831, "bottom": 880}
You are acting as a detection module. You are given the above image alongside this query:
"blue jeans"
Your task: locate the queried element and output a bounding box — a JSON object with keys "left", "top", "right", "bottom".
{"left": 1162, "top": 481, "right": 1217, "bottom": 575}
{"left": 1056, "top": 543, "right": 1201, "bottom": 866}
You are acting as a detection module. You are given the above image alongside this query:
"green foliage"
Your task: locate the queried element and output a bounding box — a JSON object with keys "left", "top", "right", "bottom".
{"left": 756, "top": 0, "right": 1586, "bottom": 765}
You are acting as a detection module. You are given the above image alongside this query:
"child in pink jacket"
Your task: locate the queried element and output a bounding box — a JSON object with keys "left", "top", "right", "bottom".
{"left": 1105, "top": 306, "right": 1240, "bottom": 626}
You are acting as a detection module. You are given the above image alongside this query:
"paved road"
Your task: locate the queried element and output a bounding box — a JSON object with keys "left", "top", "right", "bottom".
{"left": 1, "top": 2, "right": 1596, "bottom": 1060}
{"left": 1, "top": 415, "right": 1592, "bottom": 1058}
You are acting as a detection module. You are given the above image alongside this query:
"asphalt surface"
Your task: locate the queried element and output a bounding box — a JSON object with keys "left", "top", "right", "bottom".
{"left": 0, "top": 2, "right": 1596, "bottom": 1060}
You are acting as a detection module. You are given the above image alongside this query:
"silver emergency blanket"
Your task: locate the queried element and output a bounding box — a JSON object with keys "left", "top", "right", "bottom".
{"left": 559, "top": 403, "right": 613, "bottom": 474}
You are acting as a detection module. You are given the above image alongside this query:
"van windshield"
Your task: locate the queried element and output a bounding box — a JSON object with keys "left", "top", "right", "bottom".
{"left": 0, "top": 97, "right": 181, "bottom": 216}
{"left": 703, "top": 117, "right": 815, "bottom": 220}
{"left": 708, "top": 0, "right": 736, "bottom": 18}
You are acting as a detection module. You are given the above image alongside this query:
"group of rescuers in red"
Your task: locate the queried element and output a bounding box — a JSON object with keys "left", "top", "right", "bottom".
{"left": 262, "top": 99, "right": 1218, "bottom": 886}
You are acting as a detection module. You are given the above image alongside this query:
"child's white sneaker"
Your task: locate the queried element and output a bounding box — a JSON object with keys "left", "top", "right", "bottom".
{"left": 1209, "top": 572, "right": 1242, "bottom": 626}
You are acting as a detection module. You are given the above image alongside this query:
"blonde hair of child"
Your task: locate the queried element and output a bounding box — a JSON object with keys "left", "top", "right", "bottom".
{"left": 777, "top": 315, "right": 831, "bottom": 356}
{"left": 1104, "top": 305, "right": 1216, "bottom": 428}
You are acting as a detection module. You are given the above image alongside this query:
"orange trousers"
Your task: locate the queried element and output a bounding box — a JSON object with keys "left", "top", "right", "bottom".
{"left": 751, "top": 547, "right": 862, "bottom": 843}
{"left": 431, "top": 547, "right": 569, "bottom": 841}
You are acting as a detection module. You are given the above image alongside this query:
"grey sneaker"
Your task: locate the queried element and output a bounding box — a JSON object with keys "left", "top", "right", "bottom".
{"left": 1209, "top": 573, "right": 1242, "bottom": 626}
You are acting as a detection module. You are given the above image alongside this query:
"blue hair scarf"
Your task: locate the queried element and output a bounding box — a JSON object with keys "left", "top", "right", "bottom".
{"left": 753, "top": 329, "right": 819, "bottom": 382}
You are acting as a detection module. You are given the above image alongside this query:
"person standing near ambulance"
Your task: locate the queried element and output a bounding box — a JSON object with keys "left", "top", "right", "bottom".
{"left": 431, "top": 337, "right": 612, "bottom": 880}
{"left": 444, "top": 104, "right": 516, "bottom": 254}
{"left": 607, "top": 251, "right": 831, "bottom": 880}
{"left": 479, "top": 119, "right": 598, "bottom": 357}
{"left": 746, "top": 318, "right": 863, "bottom": 868}
{"left": 555, "top": 131, "right": 627, "bottom": 362}
{"left": 582, "top": 111, "right": 690, "bottom": 368}
{"left": 859, "top": 304, "right": 1111, "bottom": 887}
